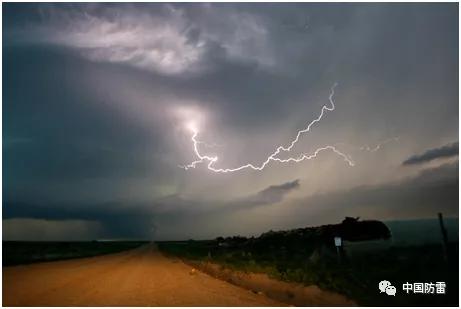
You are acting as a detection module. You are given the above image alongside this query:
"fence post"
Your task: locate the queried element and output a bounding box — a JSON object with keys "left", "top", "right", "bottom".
{"left": 438, "top": 213, "right": 449, "bottom": 261}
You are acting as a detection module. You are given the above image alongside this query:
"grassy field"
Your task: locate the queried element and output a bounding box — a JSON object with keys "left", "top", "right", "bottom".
{"left": 3, "top": 241, "right": 148, "bottom": 266}
{"left": 158, "top": 239, "right": 458, "bottom": 306}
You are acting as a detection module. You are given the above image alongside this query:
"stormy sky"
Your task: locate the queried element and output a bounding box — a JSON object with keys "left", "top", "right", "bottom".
{"left": 3, "top": 3, "right": 459, "bottom": 240}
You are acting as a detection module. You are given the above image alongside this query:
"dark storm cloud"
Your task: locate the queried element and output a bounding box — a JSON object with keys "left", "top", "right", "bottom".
{"left": 149, "top": 179, "right": 301, "bottom": 215}
{"left": 288, "top": 162, "right": 459, "bottom": 225}
{"left": 4, "top": 3, "right": 457, "bottom": 149}
{"left": 3, "top": 44, "right": 178, "bottom": 205}
{"left": 3, "top": 200, "right": 156, "bottom": 239}
{"left": 244, "top": 179, "right": 300, "bottom": 206}
{"left": 3, "top": 160, "right": 458, "bottom": 240}
{"left": 402, "top": 142, "right": 459, "bottom": 166}
{"left": 3, "top": 178, "right": 299, "bottom": 239}
{"left": 3, "top": 3, "right": 458, "bottom": 240}
{"left": 4, "top": 172, "right": 298, "bottom": 222}
{"left": 6, "top": 3, "right": 457, "bottom": 132}
{"left": 132, "top": 163, "right": 459, "bottom": 240}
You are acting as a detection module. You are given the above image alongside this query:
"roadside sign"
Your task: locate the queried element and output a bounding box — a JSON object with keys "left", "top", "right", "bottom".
{"left": 334, "top": 236, "right": 342, "bottom": 247}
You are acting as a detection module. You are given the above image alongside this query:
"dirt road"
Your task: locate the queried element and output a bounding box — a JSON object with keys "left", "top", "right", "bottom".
{"left": 3, "top": 243, "right": 284, "bottom": 306}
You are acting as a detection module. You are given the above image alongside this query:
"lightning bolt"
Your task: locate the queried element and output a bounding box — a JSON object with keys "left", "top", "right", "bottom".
{"left": 181, "top": 83, "right": 355, "bottom": 173}
{"left": 334, "top": 136, "right": 400, "bottom": 152}
{"left": 334, "top": 137, "right": 400, "bottom": 153}
{"left": 359, "top": 137, "right": 400, "bottom": 152}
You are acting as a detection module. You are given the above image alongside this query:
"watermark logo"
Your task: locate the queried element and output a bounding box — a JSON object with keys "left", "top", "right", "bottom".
{"left": 386, "top": 285, "right": 397, "bottom": 296}
{"left": 402, "top": 282, "right": 446, "bottom": 294}
{"left": 379, "top": 280, "right": 397, "bottom": 296}
{"left": 380, "top": 280, "right": 447, "bottom": 296}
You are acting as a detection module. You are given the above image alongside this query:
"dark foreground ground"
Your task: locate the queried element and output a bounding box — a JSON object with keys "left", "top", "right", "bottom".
{"left": 158, "top": 240, "right": 459, "bottom": 306}
{"left": 2, "top": 239, "right": 457, "bottom": 306}
{"left": 2, "top": 242, "right": 354, "bottom": 306}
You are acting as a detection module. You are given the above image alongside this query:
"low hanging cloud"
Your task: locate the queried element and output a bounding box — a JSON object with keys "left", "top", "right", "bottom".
{"left": 402, "top": 141, "right": 458, "bottom": 166}
{"left": 286, "top": 162, "right": 459, "bottom": 227}
{"left": 154, "top": 179, "right": 301, "bottom": 214}
{"left": 3, "top": 218, "right": 103, "bottom": 241}
{"left": 2, "top": 179, "right": 300, "bottom": 240}
{"left": 247, "top": 179, "right": 300, "bottom": 206}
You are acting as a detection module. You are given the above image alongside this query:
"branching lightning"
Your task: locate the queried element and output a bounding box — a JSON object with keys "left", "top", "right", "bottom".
{"left": 180, "top": 83, "right": 355, "bottom": 173}
{"left": 334, "top": 137, "right": 400, "bottom": 153}
{"left": 359, "top": 137, "right": 400, "bottom": 152}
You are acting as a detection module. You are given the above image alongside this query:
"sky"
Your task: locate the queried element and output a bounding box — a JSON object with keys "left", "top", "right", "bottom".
{"left": 3, "top": 3, "right": 459, "bottom": 240}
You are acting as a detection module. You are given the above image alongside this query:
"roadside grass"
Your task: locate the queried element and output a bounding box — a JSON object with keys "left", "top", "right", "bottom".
{"left": 158, "top": 240, "right": 458, "bottom": 306}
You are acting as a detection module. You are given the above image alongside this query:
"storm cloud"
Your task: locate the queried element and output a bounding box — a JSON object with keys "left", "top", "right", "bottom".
{"left": 3, "top": 178, "right": 299, "bottom": 239}
{"left": 402, "top": 142, "right": 458, "bottom": 166}
{"left": 294, "top": 162, "right": 459, "bottom": 222}
{"left": 245, "top": 179, "right": 300, "bottom": 206}
{"left": 3, "top": 3, "right": 458, "bottom": 240}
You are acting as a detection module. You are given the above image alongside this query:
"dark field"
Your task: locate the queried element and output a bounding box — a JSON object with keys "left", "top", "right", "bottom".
{"left": 3, "top": 219, "right": 458, "bottom": 306}
{"left": 158, "top": 239, "right": 458, "bottom": 306}
{"left": 3, "top": 241, "right": 148, "bottom": 266}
